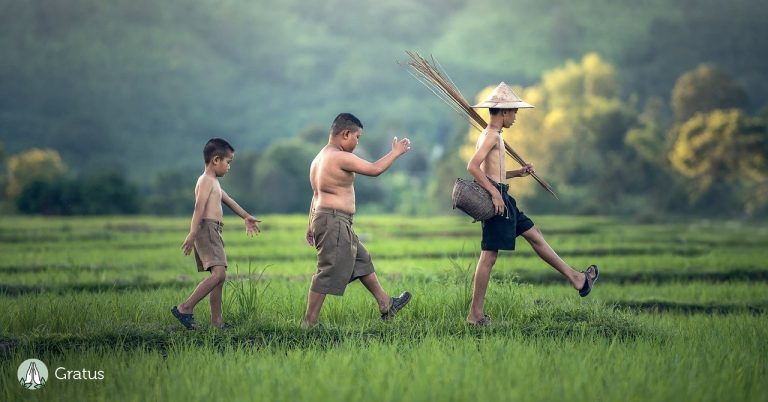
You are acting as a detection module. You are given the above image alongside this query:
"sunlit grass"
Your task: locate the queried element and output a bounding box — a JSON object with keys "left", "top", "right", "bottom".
{"left": 1, "top": 215, "right": 766, "bottom": 401}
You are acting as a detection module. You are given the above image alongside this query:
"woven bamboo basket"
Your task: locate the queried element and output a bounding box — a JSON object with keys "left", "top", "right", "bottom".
{"left": 451, "top": 178, "right": 496, "bottom": 222}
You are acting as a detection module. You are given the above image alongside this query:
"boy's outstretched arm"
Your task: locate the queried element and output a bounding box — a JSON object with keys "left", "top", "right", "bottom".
{"left": 506, "top": 163, "right": 535, "bottom": 179}
{"left": 222, "top": 191, "right": 261, "bottom": 236}
{"left": 182, "top": 178, "right": 214, "bottom": 255}
{"left": 338, "top": 136, "right": 411, "bottom": 176}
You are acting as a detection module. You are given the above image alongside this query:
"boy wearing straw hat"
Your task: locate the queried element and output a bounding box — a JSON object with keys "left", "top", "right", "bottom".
{"left": 466, "top": 82, "right": 598, "bottom": 326}
{"left": 301, "top": 113, "right": 412, "bottom": 328}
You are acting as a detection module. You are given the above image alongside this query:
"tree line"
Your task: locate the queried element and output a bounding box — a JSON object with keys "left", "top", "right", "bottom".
{"left": 3, "top": 54, "right": 765, "bottom": 217}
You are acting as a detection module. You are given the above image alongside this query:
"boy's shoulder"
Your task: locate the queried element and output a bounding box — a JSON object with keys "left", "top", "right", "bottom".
{"left": 195, "top": 173, "right": 219, "bottom": 188}
{"left": 318, "top": 146, "right": 349, "bottom": 162}
{"left": 474, "top": 129, "right": 498, "bottom": 148}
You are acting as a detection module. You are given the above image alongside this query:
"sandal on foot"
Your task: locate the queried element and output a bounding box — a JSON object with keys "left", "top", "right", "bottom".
{"left": 578, "top": 265, "right": 599, "bottom": 297}
{"left": 171, "top": 306, "right": 197, "bottom": 330}
{"left": 381, "top": 291, "right": 412, "bottom": 320}
{"left": 468, "top": 314, "right": 491, "bottom": 326}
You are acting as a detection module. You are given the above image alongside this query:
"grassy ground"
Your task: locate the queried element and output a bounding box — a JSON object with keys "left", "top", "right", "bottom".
{"left": 1, "top": 214, "right": 766, "bottom": 401}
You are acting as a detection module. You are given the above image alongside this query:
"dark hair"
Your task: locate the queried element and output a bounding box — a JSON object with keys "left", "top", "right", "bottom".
{"left": 489, "top": 108, "right": 518, "bottom": 116}
{"left": 203, "top": 138, "right": 235, "bottom": 164}
{"left": 330, "top": 113, "right": 363, "bottom": 136}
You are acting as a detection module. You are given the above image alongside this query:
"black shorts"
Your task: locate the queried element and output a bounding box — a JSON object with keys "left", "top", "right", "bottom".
{"left": 481, "top": 182, "right": 534, "bottom": 251}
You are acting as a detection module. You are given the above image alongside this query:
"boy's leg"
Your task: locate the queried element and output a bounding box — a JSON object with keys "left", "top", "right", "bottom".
{"left": 359, "top": 272, "right": 394, "bottom": 314}
{"left": 209, "top": 276, "right": 225, "bottom": 327}
{"left": 302, "top": 289, "right": 327, "bottom": 327}
{"left": 467, "top": 250, "right": 498, "bottom": 323}
{"left": 177, "top": 265, "right": 227, "bottom": 314}
{"left": 520, "top": 226, "right": 587, "bottom": 288}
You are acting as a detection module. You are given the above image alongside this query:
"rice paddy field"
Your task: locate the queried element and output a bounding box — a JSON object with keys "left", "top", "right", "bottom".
{"left": 1, "top": 214, "right": 767, "bottom": 402}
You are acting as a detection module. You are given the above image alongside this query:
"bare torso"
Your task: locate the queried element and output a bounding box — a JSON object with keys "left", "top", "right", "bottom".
{"left": 196, "top": 175, "right": 223, "bottom": 221}
{"left": 477, "top": 129, "right": 506, "bottom": 183}
{"left": 310, "top": 145, "right": 356, "bottom": 214}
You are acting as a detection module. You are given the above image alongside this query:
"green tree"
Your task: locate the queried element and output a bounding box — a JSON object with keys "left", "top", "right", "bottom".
{"left": 669, "top": 109, "right": 767, "bottom": 213}
{"left": 144, "top": 171, "right": 193, "bottom": 215}
{"left": 5, "top": 148, "right": 67, "bottom": 200}
{"left": 252, "top": 139, "right": 315, "bottom": 213}
{"left": 16, "top": 171, "right": 140, "bottom": 215}
{"left": 79, "top": 171, "right": 141, "bottom": 214}
{"left": 428, "top": 134, "right": 468, "bottom": 215}
{"left": 0, "top": 141, "right": 5, "bottom": 204}
{"left": 671, "top": 64, "right": 748, "bottom": 123}
{"left": 16, "top": 179, "right": 81, "bottom": 215}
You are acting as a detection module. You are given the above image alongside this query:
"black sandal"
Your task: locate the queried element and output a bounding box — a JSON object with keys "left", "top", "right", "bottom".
{"left": 578, "top": 265, "right": 599, "bottom": 297}
{"left": 171, "top": 306, "right": 197, "bottom": 329}
{"left": 381, "top": 291, "right": 412, "bottom": 320}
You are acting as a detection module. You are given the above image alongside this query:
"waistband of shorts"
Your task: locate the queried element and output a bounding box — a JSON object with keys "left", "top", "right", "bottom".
{"left": 200, "top": 219, "right": 224, "bottom": 227}
{"left": 313, "top": 208, "right": 354, "bottom": 222}
{"left": 486, "top": 176, "right": 509, "bottom": 191}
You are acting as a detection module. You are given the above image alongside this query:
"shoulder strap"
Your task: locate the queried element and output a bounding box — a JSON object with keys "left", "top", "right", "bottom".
{"left": 498, "top": 131, "right": 503, "bottom": 188}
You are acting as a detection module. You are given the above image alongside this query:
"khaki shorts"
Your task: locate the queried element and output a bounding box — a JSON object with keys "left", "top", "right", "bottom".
{"left": 310, "top": 208, "right": 375, "bottom": 296}
{"left": 194, "top": 219, "right": 227, "bottom": 272}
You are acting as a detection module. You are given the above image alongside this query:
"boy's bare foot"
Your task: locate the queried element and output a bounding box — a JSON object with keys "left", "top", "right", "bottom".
{"left": 467, "top": 314, "right": 491, "bottom": 326}
{"left": 176, "top": 304, "right": 192, "bottom": 315}
{"left": 301, "top": 321, "right": 327, "bottom": 330}
{"left": 214, "top": 322, "right": 233, "bottom": 330}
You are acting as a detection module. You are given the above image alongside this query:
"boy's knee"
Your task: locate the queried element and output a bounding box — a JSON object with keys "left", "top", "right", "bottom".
{"left": 210, "top": 267, "right": 227, "bottom": 283}
{"left": 481, "top": 251, "right": 498, "bottom": 265}
{"left": 523, "top": 226, "right": 542, "bottom": 243}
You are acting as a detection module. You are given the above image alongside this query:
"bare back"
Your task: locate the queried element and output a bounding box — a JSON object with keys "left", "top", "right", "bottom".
{"left": 196, "top": 174, "right": 224, "bottom": 221}
{"left": 310, "top": 145, "right": 356, "bottom": 214}
{"left": 476, "top": 129, "right": 506, "bottom": 183}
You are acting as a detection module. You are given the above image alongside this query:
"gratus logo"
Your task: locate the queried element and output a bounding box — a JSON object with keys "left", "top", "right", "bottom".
{"left": 18, "top": 358, "right": 49, "bottom": 390}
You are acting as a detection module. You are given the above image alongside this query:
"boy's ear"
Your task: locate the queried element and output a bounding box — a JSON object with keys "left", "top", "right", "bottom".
{"left": 341, "top": 129, "right": 350, "bottom": 139}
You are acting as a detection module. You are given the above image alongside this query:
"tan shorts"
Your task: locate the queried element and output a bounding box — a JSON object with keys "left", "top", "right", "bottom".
{"left": 310, "top": 208, "right": 375, "bottom": 296}
{"left": 194, "top": 219, "right": 227, "bottom": 272}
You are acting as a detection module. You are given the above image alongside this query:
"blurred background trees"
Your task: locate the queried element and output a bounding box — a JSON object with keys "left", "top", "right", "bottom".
{"left": 0, "top": 0, "right": 766, "bottom": 217}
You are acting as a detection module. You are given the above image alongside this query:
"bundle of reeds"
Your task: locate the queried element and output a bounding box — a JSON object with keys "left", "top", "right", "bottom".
{"left": 404, "top": 51, "right": 558, "bottom": 199}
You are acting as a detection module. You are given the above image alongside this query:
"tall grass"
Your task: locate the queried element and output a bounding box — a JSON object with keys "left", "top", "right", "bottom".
{"left": 1, "top": 215, "right": 767, "bottom": 401}
{"left": 224, "top": 262, "right": 272, "bottom": 324}
{"left": 1, "top": 314, "right": 766, "bottom": 402}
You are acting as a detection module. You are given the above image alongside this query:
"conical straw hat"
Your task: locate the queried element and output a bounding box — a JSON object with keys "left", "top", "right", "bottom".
{"left": 471, "top": 82, "right": 534, "bottom": 109}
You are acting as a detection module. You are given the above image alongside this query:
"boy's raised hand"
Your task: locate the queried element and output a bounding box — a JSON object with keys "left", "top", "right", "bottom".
{"left": 392, "top": 136, "right": 411, "bottom": 156}
{"left": 245, "top": 215, "right": 261, "bottom": 237}
{"left": 181, "top": 233, "right": 195, "bottom": 256}
{"left": 519, "top": 163, "right": 535, "bottom": 177}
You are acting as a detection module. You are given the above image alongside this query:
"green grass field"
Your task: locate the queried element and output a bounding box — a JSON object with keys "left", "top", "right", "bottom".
{"left": 1, "top": 214, "right": 767, "bottom": 402}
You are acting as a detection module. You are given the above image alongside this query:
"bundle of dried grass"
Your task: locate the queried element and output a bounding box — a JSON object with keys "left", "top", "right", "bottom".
{"left": 404, "top": 51, "right": 557, "bottom": 199}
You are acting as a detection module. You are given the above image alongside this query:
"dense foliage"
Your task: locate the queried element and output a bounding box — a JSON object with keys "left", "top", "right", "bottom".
{"left": 1, "top": 0, "right": 766, "bottom": 216}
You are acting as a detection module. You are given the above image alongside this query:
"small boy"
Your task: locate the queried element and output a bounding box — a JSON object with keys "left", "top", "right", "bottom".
{"left": 171, "top": 138, "right": 260, "bottom": 330}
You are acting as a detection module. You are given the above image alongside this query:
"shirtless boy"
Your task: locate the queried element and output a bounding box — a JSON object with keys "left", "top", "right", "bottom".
{"left": 302, "top": 113, "right": 412, "bottom": 328}
{"left": 171, "top": 138, "right": 261, "bottom": 329}
{"left": 465, "top": 83, "right": 599, "bottom": 326}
